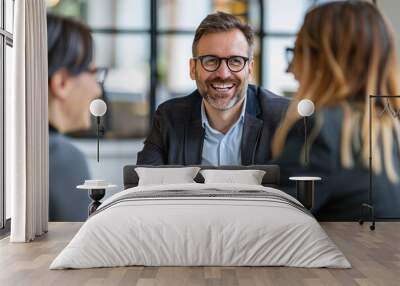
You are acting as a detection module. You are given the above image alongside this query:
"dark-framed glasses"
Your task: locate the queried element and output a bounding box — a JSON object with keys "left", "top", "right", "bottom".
{"left": 193, "top": 55, "right": 249, "bottom": 72}
{"left": 88, "top": 67, "right": 109, "bottom": 86}
{"left": 285, "top": 47, "right": 294, "bottom": 72}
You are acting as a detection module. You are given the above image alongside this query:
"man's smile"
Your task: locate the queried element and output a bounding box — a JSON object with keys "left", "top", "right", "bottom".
{"left": 210, "top": 82, "right": 235, "bottom": 92}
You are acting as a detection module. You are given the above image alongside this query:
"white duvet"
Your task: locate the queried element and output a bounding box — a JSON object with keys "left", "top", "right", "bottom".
{"left": 50, "top": 183, "right": 351, "bottom": 269}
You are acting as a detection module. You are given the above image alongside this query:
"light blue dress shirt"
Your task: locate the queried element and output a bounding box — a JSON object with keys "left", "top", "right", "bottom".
{"left": 201, "top": 97, "right": 246, "bottom": 166}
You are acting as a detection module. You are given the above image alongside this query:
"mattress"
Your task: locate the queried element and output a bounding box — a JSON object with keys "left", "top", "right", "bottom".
{"left": 50, "top": 183, "right": 351, "bottom": 269}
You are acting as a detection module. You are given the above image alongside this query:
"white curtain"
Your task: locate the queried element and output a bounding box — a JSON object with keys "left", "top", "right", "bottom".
{"left": 7, "top": 0, "right": 48, "bottom": 242}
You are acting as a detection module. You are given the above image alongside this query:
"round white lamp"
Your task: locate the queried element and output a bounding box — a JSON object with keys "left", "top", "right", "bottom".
{"left": 90, "top": 99, "right": 107, "bottom": 117}
{"left": 297, "top": 99, "right": 315, "bottom": 117}
{"left": 90, "top": 99, "right": 107, "bottom": 162}
{"left": 297, "top": 99, "right": 315, "bottom": 165}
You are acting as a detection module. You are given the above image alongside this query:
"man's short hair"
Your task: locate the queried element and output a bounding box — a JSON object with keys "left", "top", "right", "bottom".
{"left": 192, "top": 11, "right": 255, "bottom": 58}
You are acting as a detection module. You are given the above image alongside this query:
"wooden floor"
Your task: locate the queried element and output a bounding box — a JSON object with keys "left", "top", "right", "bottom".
{"left": 0, "top": 222, "right": 399, "bottom": 286}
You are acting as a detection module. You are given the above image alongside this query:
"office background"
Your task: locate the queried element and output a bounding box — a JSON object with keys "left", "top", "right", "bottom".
{"left": 1, "top": 0, "right": 400, "bottom": 222}
{"left": 48, "top": 0, "right": 315, "bottom": 139}
{"left": 46, "top": 0, "right": 316, "bottom": 199}
{"left": 49, "top": 0, "right": 400, "bottom": 199}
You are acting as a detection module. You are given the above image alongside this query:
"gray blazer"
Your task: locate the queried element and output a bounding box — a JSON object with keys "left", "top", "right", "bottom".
{"left": 274, "top": 107, "right": 400, "bottom": 220}
{"left": 137, "top": 85, "right": 289, "bottom": 165}
{"left": 49, "top": 127, "right": 91, "bottom": 222}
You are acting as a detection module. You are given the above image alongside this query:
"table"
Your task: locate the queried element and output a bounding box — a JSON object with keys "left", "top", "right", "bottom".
{"left": 77, "top": 183, "right": 117, "bottom": 215}
{"left": 289, "top": 176, "right": 322, "bottom": 210}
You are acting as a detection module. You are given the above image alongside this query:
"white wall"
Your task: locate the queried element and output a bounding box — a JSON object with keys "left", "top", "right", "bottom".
{"left": 71, "top": 139, "right": 144, "bottom": 199}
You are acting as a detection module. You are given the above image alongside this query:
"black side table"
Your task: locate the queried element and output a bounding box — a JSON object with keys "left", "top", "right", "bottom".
{"left": 87, "top": 189, "right": 106, "bottom": 215}
{"left": 289, "top": 176, "right": 321, "bottom": 210}
{"left": 77, "top": 182, "right": 117, "bottom": 216}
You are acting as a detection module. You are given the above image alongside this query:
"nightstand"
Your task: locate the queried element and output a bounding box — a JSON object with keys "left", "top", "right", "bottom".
{"left": 289, "top": 176, "right": 321, "bottom": 210}
{"left": 77, "top": 180, "right": 117, "bottom": 216}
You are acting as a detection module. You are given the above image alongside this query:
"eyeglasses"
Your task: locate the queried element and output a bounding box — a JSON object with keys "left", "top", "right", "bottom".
{"left": 285, "top": 47, "right": 294, "bottom": 64}
{"left": 285, "top": 47, "right": 294, "bottom": 73}
{"left": 87, "top": 67, "right": 108, "bottom": 86}
{"left": 193, "top": 55, "right": 249, "bottom": 72}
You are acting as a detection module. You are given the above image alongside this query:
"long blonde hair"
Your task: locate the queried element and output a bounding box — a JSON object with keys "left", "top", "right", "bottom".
{"left": 272, "top": 0, "right": 400, "bottom": 182}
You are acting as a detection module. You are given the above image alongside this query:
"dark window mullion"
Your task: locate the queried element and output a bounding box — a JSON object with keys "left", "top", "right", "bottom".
{"left": 91, "top": 29, "right": 196, "bottom": 35}
{"left": 149, "top": 0, "right": 158, "bottom": 125}
{"left": 259, "top": 0, "right": 264, "bottom": 86}
{"left": 91, "top": 28, "right": 151, "bottom": 34}
{"left": 259, "top": 31, "right": 297, "bottom": 38}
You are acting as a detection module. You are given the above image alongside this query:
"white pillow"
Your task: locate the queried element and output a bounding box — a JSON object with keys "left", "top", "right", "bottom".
{"left": 135, "top": 167, "right": 201, "bottom": 186}
{"left": 200, "top": 169, "right": 266, "bottom": 185}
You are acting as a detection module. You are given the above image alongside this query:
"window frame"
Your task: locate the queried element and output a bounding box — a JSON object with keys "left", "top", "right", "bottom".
{"left": 89, "top": 0, "right": 267, "bottom": 130}
{"left": 54, "top": 0, "right": 378, "bottom": 138}
{"left": 88, "top": 0, "right": 317, "bottom": 130}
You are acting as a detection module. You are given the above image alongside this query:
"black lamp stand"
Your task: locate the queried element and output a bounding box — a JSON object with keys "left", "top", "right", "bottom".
{"left": 304, "top": 116, "right": 309, "bottom": 165}
{"left": 95, "top": 116, "right": 105, "bottom": 162}
{"left": 88, "top": 189, "right": 105, "bottom": 215}
{"left": 359, "top": 95, "right": 400, "bottom": 231}
{"left": 96, "top": 117, "right": 100, "bottom": 162}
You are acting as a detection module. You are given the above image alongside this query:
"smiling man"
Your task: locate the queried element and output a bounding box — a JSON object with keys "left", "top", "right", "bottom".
{"left": 137, "top": 12, "right": 289, "bottom": 165}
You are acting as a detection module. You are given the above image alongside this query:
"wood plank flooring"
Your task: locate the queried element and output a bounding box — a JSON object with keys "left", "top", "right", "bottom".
{"left": 0, "top": 222, "right": 399, "bottom": 286}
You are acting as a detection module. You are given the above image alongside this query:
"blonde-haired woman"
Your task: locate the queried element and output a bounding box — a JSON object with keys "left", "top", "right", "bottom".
{"left": 273, "top": 0, "right": 400, "bottom": 220}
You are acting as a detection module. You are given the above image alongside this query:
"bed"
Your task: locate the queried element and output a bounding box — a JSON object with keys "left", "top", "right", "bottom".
{"left": 50, "top": 165, "right": 350, "bottom": 269}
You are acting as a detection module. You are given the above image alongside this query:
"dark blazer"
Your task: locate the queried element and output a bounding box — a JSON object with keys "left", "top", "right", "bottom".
{"left": 137, "top": 84, "right": 289, "bottom": 165}
{"left": 273, "top": 107, "right": 400, "bottom": 220}
{"left": 49, "top": 127, "right": 91, "bottom": 222}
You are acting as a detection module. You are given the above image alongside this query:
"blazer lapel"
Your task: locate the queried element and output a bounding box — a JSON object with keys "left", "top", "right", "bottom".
{"left": 241, "top": 114, "right": 263, "bottom": 165}
{"left": 241, "top": 86, "right": 263, "bottom": 165}
{"left": 184, "top": 93, "right": 205, "bottom": 165}
{"left": 184, "top": 120, "right": 204, "bottom": 165}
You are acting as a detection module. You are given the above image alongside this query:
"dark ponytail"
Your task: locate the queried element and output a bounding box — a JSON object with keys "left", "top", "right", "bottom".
{"left": 47, "top": 13, "right": 93, "bottom": 79}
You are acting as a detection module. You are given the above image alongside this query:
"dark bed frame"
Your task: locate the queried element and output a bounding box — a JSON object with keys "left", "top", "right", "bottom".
{"left": 123, "top": 165, "right": 280, "bottom": 189}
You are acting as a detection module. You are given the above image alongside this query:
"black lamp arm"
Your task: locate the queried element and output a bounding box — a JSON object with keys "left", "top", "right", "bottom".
{"left": 304, "top": 116, "right": 309, "bottom": 165}
{"left": 96, "top": 117, "right": 105, "bottom": 162}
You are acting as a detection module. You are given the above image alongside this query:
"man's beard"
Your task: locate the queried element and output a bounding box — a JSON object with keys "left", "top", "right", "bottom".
{"left": 203, "top": 90, "right": 242, "bottom": 111}
{"left": 197, "top": 76, "right": 248, "bottom": 111}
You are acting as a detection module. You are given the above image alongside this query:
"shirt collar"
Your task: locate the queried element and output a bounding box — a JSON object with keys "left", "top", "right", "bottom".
{"left": 201, "top": 95, "right": 247, "bottom": 130}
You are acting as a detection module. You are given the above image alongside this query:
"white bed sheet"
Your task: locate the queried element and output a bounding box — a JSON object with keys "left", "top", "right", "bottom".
{"left": 50, "top": 183, "right": 351, "bottom": 269}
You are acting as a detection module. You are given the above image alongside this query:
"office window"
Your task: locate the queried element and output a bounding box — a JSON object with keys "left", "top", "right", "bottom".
{"left": 48, "top": 0, "right": 150, "bottom": 138}
{"left": 47, "top": 0, "right": 316, "bottom": 139}
{"left": 156, "top": 0, "right": 212, "bottom": 106}
{"left": 262, "top": 0, "right": 314, "bottom": 96}
{"left": 158, "top": 0, "right": 212, "bottom": 30}
{"left": 157, "top": 0, "right": 258, "bottom": 107}
{"left": 158, "top": 35, "right": 196, "bottom": 105}
{"left": 95, "top": 34, "right": 150, "bottom": 138}
{"left": 87, "top": 0, "right": 149, "bottom": 30}
{"left": 264, "top": 0, "right": 310, "bottom": 33}
{"left": 263, "top": 37, "right": 297, "bottom": 96}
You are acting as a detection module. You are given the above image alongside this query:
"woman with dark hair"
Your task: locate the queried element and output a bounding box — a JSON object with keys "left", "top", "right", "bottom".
{"left": 47, "top": 14, "right": 101, "bottom": 221}
{"left": 272, "top": 1, "right": 400, "bottom": 220}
